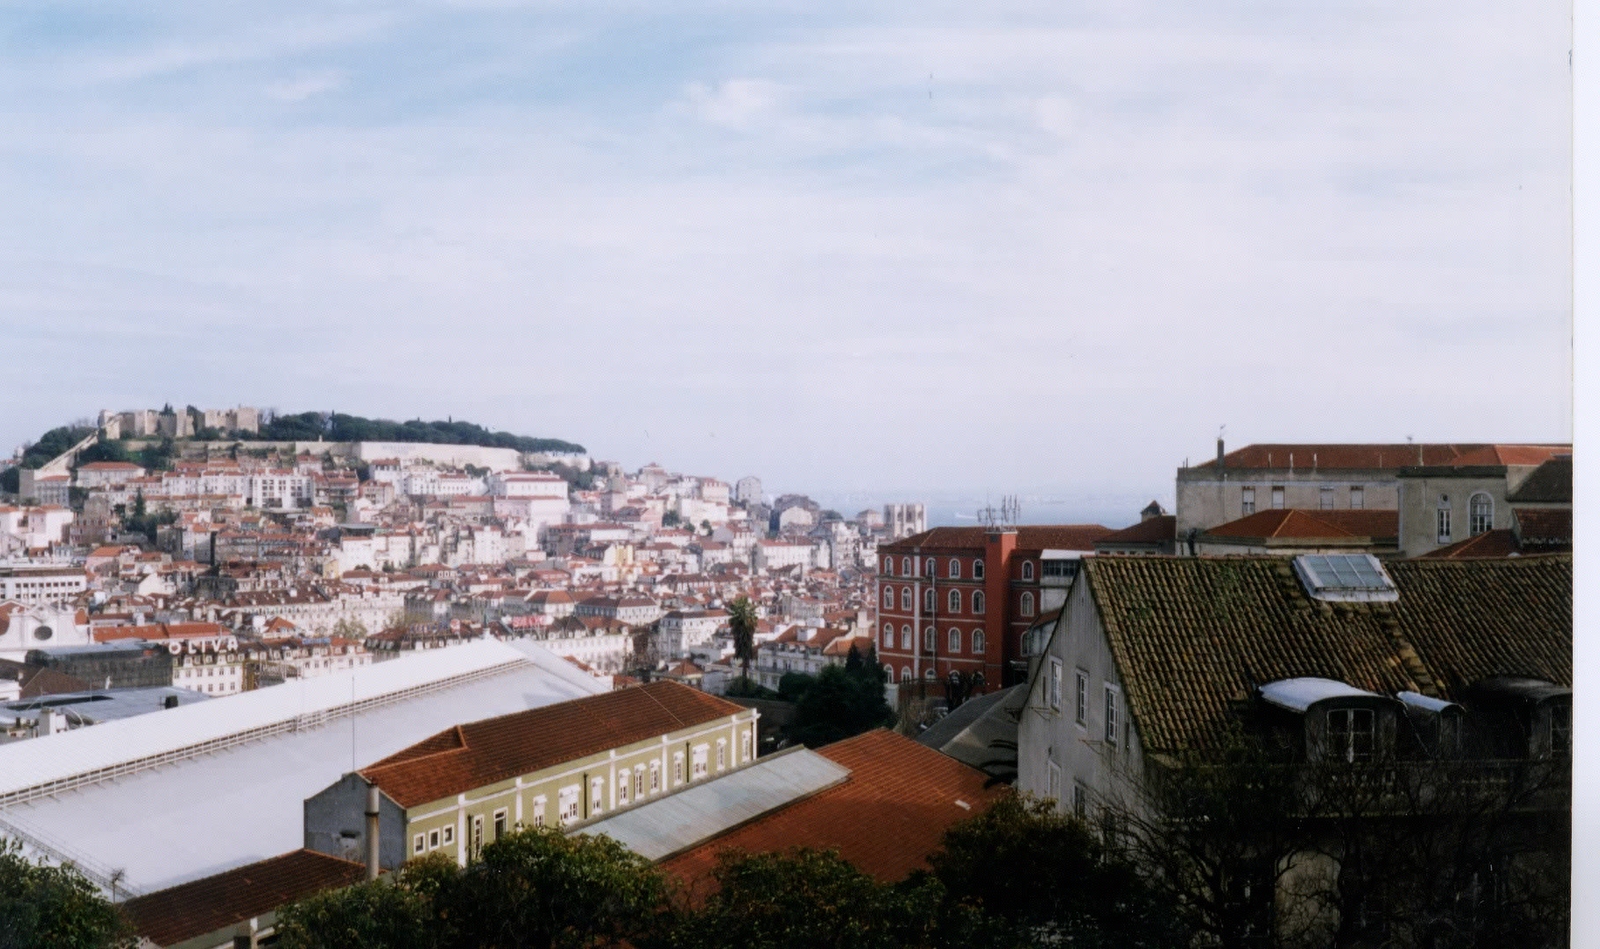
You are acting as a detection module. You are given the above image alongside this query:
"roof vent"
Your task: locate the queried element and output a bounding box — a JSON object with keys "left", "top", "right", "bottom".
{"left": 1292, "top": 554, "right": 1398, "bottom": 603}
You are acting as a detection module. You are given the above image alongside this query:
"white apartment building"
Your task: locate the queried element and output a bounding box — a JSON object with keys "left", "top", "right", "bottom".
{"left": 0, "top": 566, "right": 88, "bottom": 606}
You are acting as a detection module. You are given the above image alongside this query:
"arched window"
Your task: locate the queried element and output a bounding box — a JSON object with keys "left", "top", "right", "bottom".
{"left": 901, "top": 667, "right": 912, "bottom": 683}
{"left": 901, "top": 557, "right": 912, "bottom": 576}
{"left": 973, "top": 559, "right": 984, "bottom": 579}
{"left": 924, "top": 668, "right": 936, "bottom": 681}
{"left": 924, "top": 588, "right": 935, "bottom": 612}
{"left": 883, "top": 586, "right": 894, "bottom": 609}
{"left": 1021, "top": 592, "right": 1035, "bottom": 616}
{"left": 949, "top": 559, "right": 961, "bottom": 579}
{"left": 901, "top": 625, "right": 912, "bottom": 649}
{"left": 948, "top": 628, "right": 961, "bottom": 653}
{"left": 924, "top": 558, "right": 936, "bottom": 577}
{"left": 900, "top": 587, "right": 911, "bottom": 610}
{"left": 1470, "top": 493, "right": 1494, "bottom": 535}
{"left": 1021, "top": 561, "right": 1034, "bottom": 581}
{"left": 972, "top": 629, "right": 985, "bottom": 654}
{"left": 924, "top": 627, "right": 936, "bottom": 652}
{"left": 948, "top": 589, "right": 961, "bottom": 613}
{"left": 884, "top": 664, "right": 895, "bottom": 681}
{"left": 883, "top": 557, "right": 893, "bottom": 575}
{"left": 881, "top": 622, "right": 892, "bottom": 648}
{"left": 972, "top": 591, "right": 985, "bottom": 614}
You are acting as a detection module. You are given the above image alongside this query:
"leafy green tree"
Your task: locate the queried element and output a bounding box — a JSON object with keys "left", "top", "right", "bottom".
{"left": 444, "top": 826, "right": 669, "bottom": 949}
{"left": 777, "top": 671, "right": 816, "bottom": 702}
{"left": 925, "top": 795, "right": 1186, "bottom": 949}
{"left": 787, "top": 646, "right": 895, "bottom": 748}
{"left": 0, "top": 468, "right": 18, "bottom": 495}
{"left": 666, "top": 848, "right": 938, "bottom": 949}
{"left": 0, "top": 841, "right": 133, "bottom": 949}
{"left": 727, "top": 596, "right": 759, "bottom": 683}
{"left": 275, "top": 855, "right": 451, "bottom": 949}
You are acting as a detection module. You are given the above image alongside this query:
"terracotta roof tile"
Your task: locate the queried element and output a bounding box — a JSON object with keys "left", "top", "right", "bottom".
{"left": 659, "top": 730, "right": 1004, "bottom": 895}
{"left": 1082, "top": 555, "right": 1570, "bottom": 754}
{"left": 884, "top": 525, "right": 1111, "bottom": 552}
{"left": 1514, "top": 508, "right": 1572, "bottom": 547}
{"left": 1417, "top": 530, "right": 1523, "bottom": 559}
{"left": 362, "top": 682, "right": 746, "bottom": 807}
{"left": 1203, "top": 509, "right": 1397, "bottom": 541}
{"left": 1098, "top": 515, "right": 1177, "bottom": 545}
{"left": 121, "top": 850, "right": 366, "bottom": 948}
{"left": 1194, "top": 443, "right": 1568, "bottom": 471}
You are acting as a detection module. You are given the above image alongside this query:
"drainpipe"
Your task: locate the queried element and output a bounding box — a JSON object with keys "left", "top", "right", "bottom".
{"left": 365, "top": 784, "right": 381, "bottom": 880}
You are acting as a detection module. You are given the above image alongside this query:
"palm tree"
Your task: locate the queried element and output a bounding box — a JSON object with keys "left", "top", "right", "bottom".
{"left": 728, "top": 596, "right": 758, "bottom": 686}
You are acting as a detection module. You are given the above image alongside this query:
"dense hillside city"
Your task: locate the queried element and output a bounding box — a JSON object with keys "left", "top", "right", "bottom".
{"left": 0, "top": 410, "right": 1572, "bottom": 948}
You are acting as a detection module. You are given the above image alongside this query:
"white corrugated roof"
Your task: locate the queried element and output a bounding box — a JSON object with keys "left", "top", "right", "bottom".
{"left": 579, "top": 747, "right": 850, "bottom": 861}
{"left": 1259, "top": 677, "right": 1383, "bottom": 713}
{"left": 0, "top": 639, "right": 605, "bottom": 895}
{"left": 0, "top": 640, "right": 538, "bottom": 800}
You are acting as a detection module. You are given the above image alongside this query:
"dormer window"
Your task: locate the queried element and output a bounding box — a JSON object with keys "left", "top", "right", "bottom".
{"left": 1326, "top": 708, "right": 1375, "bottom": 763}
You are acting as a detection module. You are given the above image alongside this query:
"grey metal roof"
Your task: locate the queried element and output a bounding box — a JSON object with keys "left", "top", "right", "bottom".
{"left": 2, "top": 687, "right": 210, "bottom": 727}
{"left": 1259, "top": 677, "right": 1385, "bottom": 713}
{"left": 579, "top": 747, "right": 850, "bottom": 861}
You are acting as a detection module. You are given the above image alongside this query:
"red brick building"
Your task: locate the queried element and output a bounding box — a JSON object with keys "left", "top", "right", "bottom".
{"left": 874, "top": 526, "right": 1110, "bottom": 690}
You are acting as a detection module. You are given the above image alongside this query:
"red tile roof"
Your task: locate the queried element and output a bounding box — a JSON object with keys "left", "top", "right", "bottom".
{"left": 884, "top": 525, "right": 1111, "bottom": 552}
{"left": 121, "top": 850, "right": 366, "bottom": 948}
{"left": 1098, "top": 515, "right": 1177, "bottom": 545}
{"left": 1193, "top": 443, "right": 1570, "bottom": 471}
{"left": 659, "top": 729, "right": 1004, "bottom": 896}
{"left": 1515, "top": 508, "right": 1572, "bottom": 547}
{"left": 362, "top": 681, "right": 748, "bottom": 808}
{"left": 1417, "top": 530, "right": 1523, "bottom": 559}
{"left": 1203, "top": 509, "right": 1398, "bottom": 541}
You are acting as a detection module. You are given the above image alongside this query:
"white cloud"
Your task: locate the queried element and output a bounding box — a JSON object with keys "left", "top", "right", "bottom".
{"left": 264, "top": 70, "right": 348, "bottom": 102}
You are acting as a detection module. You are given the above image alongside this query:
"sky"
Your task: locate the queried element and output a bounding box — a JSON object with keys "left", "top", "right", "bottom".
{"left": 0, "top": 0, "right": 1574, "bottom": 526}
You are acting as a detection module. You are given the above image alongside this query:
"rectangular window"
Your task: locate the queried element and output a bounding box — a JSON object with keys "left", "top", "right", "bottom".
{"left": 742, "top": 730, "right": 753, "bottom": 763}
{"left": 1550, "top": 704, "right": 1571, "bottom": 759}
{"left": 442, "top": 825, "right": 454, "bottom": 845}
{"left": 651, "top": 761, "right": 661, "bottom": 792}
{"left": 1104, "top": 686, "right": 1120, "bottom": 746}
{"left": 1241, "top": 487, "right": 1256, "bottom": 515}
{"left": 493, "top": 808, "right": 508, "bottom": 840}
{"left": 533, "top": 796, "right": 547, "bottom": 828}
{"left": 635, "top": 768, "right": 645, "bottom": 797}
{"left": 675, "top": 753, "right": 685, "bottom": 785}
{"left": 617, "top": 773, "right": 629, "bottom": 805}
{"left": 1326, "top": 708, "right": 1375, "bottom": 763}
{"left": 559, "top": 786, "right": 580, "bottom": 825}
{"left": 428, "top": 829, "right": 440, "bottom": 849}
{"left": 692, "top": 745, "right": 709, "bottom": 779}
{"left": 1271, "top": 486, "right": 1285, "bottom": 510}
{"left": 716, "top": 740, "right": 727, "bottom": 771}
{"left": 1436, "top": 508, "right": 1453, "bottom": 545}
{"left": 1042, "top": 560, "right": 1076, "bottom": 579}
{"left": 1047, "top": 761, "right": 1061, "bottom": 802}
{"left": 414, "top": 833, "right": 425, "bottom": 855}
{"left": 1075, "top": 670, "right": 1088, "bottom": 725}
{"left": 1350, "top": 486, "right": 1364, "bottom": 509}
{"left": 1319, "top": 487, "right": 1335, "bottom": 510}
{"left": 471, "top": 815, "right": 484, "bottom": 859}
{"left": 1049, "top": 659, "right": 1063, "bottom": 711}
{"left": 1072, "top": 782, "right": 1087, "bottom": 819}
{"left": 590, "top": 777, "right": 605, "bottom": 815}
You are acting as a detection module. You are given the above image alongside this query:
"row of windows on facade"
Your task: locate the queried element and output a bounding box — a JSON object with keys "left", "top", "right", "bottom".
{"left": 1047, "top": 660, "right": 1124, "bottom": 748}
{"left": 1241, "top": 485, "right": 1364, "bottom": 514}
{"left": 881, "top": 623, "right": 987, "bottom": 657}
{"left": 883, "top": 556, "right": 985, "bottom": 579}
{"left": 887, "top": 664, "right": 984, "bottom": 684}
{"left": 883, "top": 586, "right": 1016, "bottom": 615}
{"left": 410, "top": 734, "right": 751, "bottom": 858}
{"left": 880, "top": 556, "right": 1069, "bottom": 582}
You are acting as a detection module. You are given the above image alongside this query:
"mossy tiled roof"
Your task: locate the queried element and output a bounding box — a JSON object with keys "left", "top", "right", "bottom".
{"left": 1082, "top": 555, "right": 1571, "bottom": 753}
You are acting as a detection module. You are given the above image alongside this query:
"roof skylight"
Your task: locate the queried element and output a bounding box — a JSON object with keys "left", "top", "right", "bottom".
{"left": 1292, "top": 554, "right": 1398, "bottom": 603}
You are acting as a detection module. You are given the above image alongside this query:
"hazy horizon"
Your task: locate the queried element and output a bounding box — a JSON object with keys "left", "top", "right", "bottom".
{"left": 0, "top": 1, "right": 1572, "bottom": 499}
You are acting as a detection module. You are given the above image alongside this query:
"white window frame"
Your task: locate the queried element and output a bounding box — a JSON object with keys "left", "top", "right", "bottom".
{"left": 948, "top": 589, "right": 961, "bottom": 613}
{"left": 901, "top": 666, "right": 912, "bottom": 683}
{"left": 1049, "top": 658, "right": 1063, "bottom": 711}
{"left": 973, "top": 559, "right": 985, "bottom": 579}
{"left": 533, "top": 795, "right": 547, "bottom": 828}
{"left": 559, "top": 785, "right": 580, "bottom": 825}
{"left": 1437, "top": 505, "right": 1453, "bottom": 545}
{"left": 1021, "top": 561, "right": 1035, "bottom": 581}
{"left": 1241, "top": 486, "right": 1256, "bottom": 515}
{"left": 900, "top": 587, "right": 911, "bottom": 610}
{"left": 881, "top": 622, "right": 892, "bottom": 648}
{"left": 429, "top": 829, "right": 440, "bottom": 849}
{"left": 972, "top": 629, "right": 985, "bottom": 654}
{"left": 923, "top": 627, "right": 936, "bottom": 652}
{"left": 1469, "top": 493, "right": 1494, "bottom": 536}
{"left": 617, "top": 772, "right": 630, "bottom": 805}
{"left": 692, "top": 744, "right": 709, "bottom": 779}
{"left": 1075, "top": 669, "right": 1088, "bottom": 726}
{"left": 1350, "top": 486, "right": 1364, "bottom": 509}
{"left": 1104, "top": 685, "right": 1121, "bottom": 747}
{"left": 1271, "top": 486, "right": 1285, "bottom": 509}
{"left": 901, "top": 625, "right": 912, "bottom": 649}
{"left": 1319, "top": 487, "right": 1335, "bottom": 510}
{"left": 493, "top": 808, "right": 508, "bottom": 840}
{"left": 1021, "top": 592, "right": 1035, "bottom": 617}
{"left": 649, "top": 761, "right": 661, "bottom": 793}
{"left": 590, "top": 777, "right": 605, "bottom": 815}
{"left": 948, "top": 559, "right": 961, "bottom": 579}
{"left": 948, "top": 627, "right": 961, "bottom": 653}
{"left": 674, "top": 752, "right": 685, "bottom": 785}
{"left": 414, "top": 833, "right": 426, "bottom": 855}
{"left": 716, "top": 738, "right": 727, "bottom": 771}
